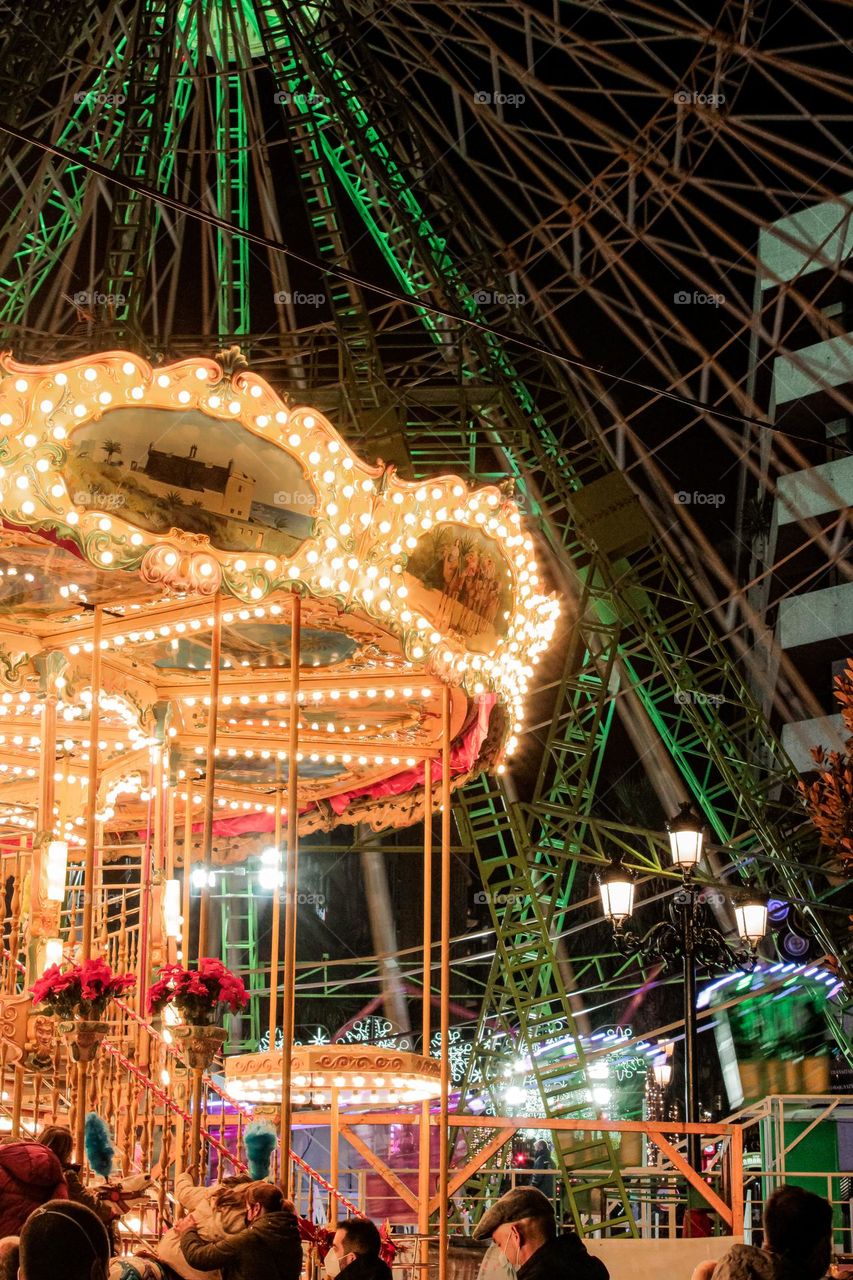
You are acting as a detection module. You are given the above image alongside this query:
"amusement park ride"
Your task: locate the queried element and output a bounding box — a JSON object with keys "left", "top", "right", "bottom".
{"left": 0, "top": 0, "right": 851, "bottom": 1267}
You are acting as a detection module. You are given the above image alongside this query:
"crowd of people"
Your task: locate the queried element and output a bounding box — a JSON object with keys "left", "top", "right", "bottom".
{"left": 0, "top": 1127, "right": 841, "bottom": 1280}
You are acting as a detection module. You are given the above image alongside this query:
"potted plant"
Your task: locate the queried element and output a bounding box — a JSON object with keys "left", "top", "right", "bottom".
{"left": 147, "top": 957, "right": 248, "bottom": 1069}
{"left": 30, "top": 958, "right": 136, "bottom": 1061}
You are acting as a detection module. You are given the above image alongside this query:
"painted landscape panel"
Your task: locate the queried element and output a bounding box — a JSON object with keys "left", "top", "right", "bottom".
{"left": 63, "top": 407, "right": 316, "bottom": 555}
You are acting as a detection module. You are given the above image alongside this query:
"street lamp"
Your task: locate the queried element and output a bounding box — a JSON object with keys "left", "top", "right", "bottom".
{"left": 666, "top": 802, "right": 705, "bottom": 872}
{"left": 733, "top": 887, "right": 769, "bottom": 948}
{"left": 596, "top": 855, "right": 636, "bottom": 929}
{"left": 598, "top": 819, "right": 768, "bottom": 1169}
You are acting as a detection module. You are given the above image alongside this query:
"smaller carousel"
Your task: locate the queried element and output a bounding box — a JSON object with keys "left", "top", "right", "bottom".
{"left": 0, "top": 348, "right": 558, "bottom": 1268}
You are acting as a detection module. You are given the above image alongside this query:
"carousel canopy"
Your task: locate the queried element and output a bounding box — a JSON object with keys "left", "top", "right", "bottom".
{"left": 0, "top": 349, "right": 557, "bottom": 857}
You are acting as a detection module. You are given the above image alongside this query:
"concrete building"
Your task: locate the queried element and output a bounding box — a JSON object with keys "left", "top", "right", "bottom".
{"left": 740, "top": 192, "right": 853, "bottom": 771}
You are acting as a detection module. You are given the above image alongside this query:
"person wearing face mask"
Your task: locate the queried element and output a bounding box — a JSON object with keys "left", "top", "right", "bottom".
{"left": 325, "top": 1218, "right": 392, "bottom": 1280}
{"left": 472, "top": 1187, "right": 609, "bottom": 1280}
{"left": 174, "top": 1183, "right": 303, "bottom": 1280}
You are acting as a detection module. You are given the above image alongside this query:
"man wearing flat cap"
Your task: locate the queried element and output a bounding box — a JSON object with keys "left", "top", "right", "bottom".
{"left": 473, "top": 1187, "right": 609, "bottom": 1280}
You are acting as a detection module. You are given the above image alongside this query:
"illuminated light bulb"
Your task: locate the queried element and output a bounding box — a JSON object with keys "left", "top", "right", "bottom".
{"left": 178, "top": 390, "right": 191, "bottom": 404}
{"left": 250, "top": 384, "right": 262, "bottom": 398}
{"left": 0, "top": 413, "right": 11, "bottom": 427}
{"left": 304, "top": 415, "right": 315, "bottom": 428}
{"left": 130, "top": 386, "right": 144, "bottom": 400}
{"left": 195, "top": 367, "right": 209, "bottom": 380}
{"left": 228, "top": 400, "right": 241, "bottom": 415}
{"left": 15, "top": 476, "right": 28, "bottom": 490}
{"left": 14, "top": 378, "right": 28, "bottom": 391}
{"left": 21, "top": 501, "right": 35, "bottom": 515}
{"left": 24, "top": 432, "right": 38, "bottom": 447}
{"left": 208, "top": 394, "right": 221, "bottom": 408}
{"left": 43, "top": 938, "right": 63, "bottom": 971}
{"left": 35, "top": 458, "right": 49, "bottom": 473}
{"left": 98, "top": 391, "right": 112, "bottom": 405}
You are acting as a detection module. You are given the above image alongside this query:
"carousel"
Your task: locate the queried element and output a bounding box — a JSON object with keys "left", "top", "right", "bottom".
{"left": 0, "top": 347, "right": 557, "bottom": 1263}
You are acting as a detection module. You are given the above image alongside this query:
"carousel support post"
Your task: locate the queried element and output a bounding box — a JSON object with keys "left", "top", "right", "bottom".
{"left": 81, "top": 607, "right": 103, "bottom": 964}
{"left": 197, "top": 593, "right": 222, "bottom": 960}
{"left": 268, "top": 781, "right": 283, "bottom": 1046}
{"left": 76, "top": 606, "right": 102, "bottom": 1165}
{"left": 181, "top": 790, "right": 192, "bottom": 962}
{"left": 329, "top": 1085, "right": 340, "bottom": 1229}
{"left": 165, "top": 782, "right": 176, "bottom": 964}
{"left": 419, "top": 757, "right": 433, "bottom": 1273}
{"left": 11, "top": 1063, "right": 23, "bottom": 1138}
{"left": 279, "top": 590, "right": 301, "bottom": 1197}
{"left": 31, "top": 683, "right": 58, "bottom": 982}
{"left": 439, "top": 687, "right": 451, "bottom": 1280}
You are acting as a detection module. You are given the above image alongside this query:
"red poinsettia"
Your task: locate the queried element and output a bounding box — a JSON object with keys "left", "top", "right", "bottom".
{"left": 31, "top": 959, "right": 136, "bottom": 1020}
{"left": 147, "top": 957, "right": 248, "bottom": 1025}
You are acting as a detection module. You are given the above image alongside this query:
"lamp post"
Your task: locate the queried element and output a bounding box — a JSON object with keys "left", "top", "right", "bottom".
{"left": 597, "top": 805, "right": 768, "bottom": 1170}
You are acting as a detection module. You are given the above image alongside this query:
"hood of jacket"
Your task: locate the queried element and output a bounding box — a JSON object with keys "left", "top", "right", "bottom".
{"left": 0, "top": 1141, "right": 65, "bottom": 1188}
{"left": 517, "top": 1232, "right": 609, "bottom": 1280}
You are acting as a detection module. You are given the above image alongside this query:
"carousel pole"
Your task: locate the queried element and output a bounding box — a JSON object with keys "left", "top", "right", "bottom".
{"left": 279, "top": 589, "right": 301, "bottom": 1197}
{"left": 31, "top": 680, "right": 58, "bottom": 982}
{"left": 190, "top": 593, "right": 222, "bottom": 1170}
{"left": 419, "top": 757, "right": 433, "bottom": 1273}
{"left": 329, "top": 1084, "right": 340, "bottom": 1229}
{"left": 181, "top": 791, "right": 192, "bottom": 962}
{"left": 439, "top": 686, "right": 451, "bottom": 1280}
{"left": 75, "top": 605, "right": 103, "bottom": 1165}
{"left": 197, "top": 593, "right": 222, "bottom": 958}
{"left": 268, "top": 778, "right": 283, "bottom": 1046}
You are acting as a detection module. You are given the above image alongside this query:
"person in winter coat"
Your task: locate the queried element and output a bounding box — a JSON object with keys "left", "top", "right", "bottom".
{"left": 701, "top": 1185, "right": 833, "bottom": 1280}
{"left": 0, "top": 1139, "right": 68, "bottom": 1237}
{"left": 325, "top": 1218, "right": 392, "bottom": 1280}
{"left": 134, "top": 1170, "right": 256, "bottom": 1280}
{"left": 38, "top": 1125, "right": 118, "bottom": 1248}
{"left": 472, "top": 1186, "right": 609, "bottom": 1280}
{"left": 529, "top": 1142, "right": 556, "bottom": 1199}
{"left": 18, "top": 1199, "right": 110, "bottom": 1280}
{"left": 174, "top": 1182, "right": 303, "bottom": 1280}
